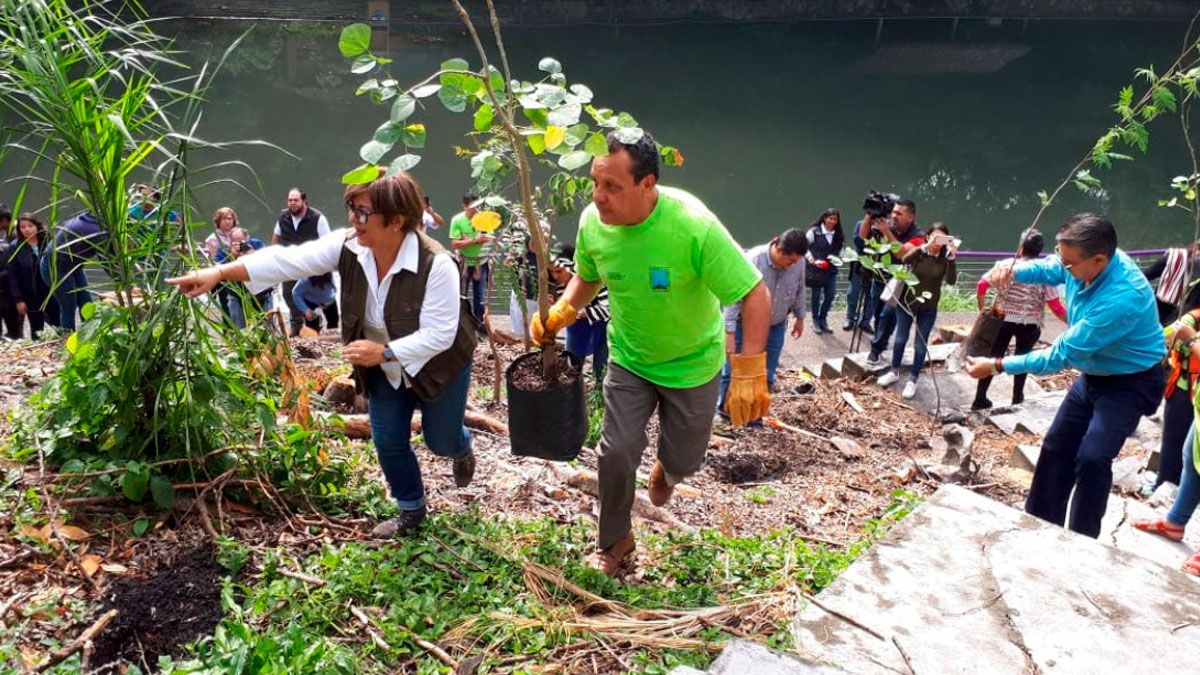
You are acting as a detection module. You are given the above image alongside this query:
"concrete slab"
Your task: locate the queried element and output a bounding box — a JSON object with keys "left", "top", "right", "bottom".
{"left": 1009, "top": 443, "right": 1040, "bottom": 471}
{"left": 841, "top": 342, "right": 960, "bottom": 380}
{"left": 702, "top": 640, "right": 844, "bottom": 674}
{"left": 793, "top": 486, "right": 1200, "bottom": 674}
{"left": 819, "top": 357, "right": 844, "bottom": 380}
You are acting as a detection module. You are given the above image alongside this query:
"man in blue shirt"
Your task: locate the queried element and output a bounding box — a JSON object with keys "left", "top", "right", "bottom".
{"left": 967, "top": 213, "right": 1165, "bottom": 538}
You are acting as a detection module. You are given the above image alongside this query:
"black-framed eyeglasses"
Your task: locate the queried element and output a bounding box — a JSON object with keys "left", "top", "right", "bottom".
{"left": 347, "top": 204, "right": 376, "bottom": 225}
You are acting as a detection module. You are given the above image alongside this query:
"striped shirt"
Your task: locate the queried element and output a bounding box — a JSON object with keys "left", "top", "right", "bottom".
{"left": 987, "top": 259, "right": 1059, "bottom": 327}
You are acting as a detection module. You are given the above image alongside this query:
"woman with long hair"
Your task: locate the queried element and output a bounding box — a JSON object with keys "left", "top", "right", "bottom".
{"left": 805, "top": 208, "right": 844, "bottom": 334}
{"left": 5, "top": 213, "right": 58, "bottom": 338}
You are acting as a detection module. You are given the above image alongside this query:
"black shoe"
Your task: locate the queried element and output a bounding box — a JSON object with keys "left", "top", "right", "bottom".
{"left": 371, "top": 506, "right": 427, "bottom": 538}
{"left": 971, "top": 398, "right": 993, "bottom": 411}
{"left": 842, "top": 320, "right": 855, "bottom": 331}
{"left": 858, "top": 322, "right": 873, "bottom": 333}
{"left": 1011, "top": 393, "right": 1024, "bottom": 406}
{"left": 453, "top": 451, "right": 476, "bottom": 488}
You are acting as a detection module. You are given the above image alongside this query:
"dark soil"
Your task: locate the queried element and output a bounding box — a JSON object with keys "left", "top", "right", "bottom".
{"left": 90, "top": 545, "right": 226, "bottom": 670}
{"left": 507, "top": 350, "right": 580, "bottom": 391}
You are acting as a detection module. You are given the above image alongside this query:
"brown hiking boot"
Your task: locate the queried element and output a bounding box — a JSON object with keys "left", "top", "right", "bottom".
{"left": 648, "top": 461, "right": 673, "bottom": 507}
{"left": 453, "top": 451, "right": 476, "bottom": 488}
{"left": 589, "top": 533, "right": 636, "bottom": 577}
{"left": 370, "top": 506, "right": 427, "bottom": 538}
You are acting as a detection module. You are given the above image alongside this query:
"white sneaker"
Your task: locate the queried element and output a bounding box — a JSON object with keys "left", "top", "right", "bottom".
{"left": 902, "top": 380, "right": 919, "bottom": 399}
{"left": 876, "top": 371, "right": 900, "bottom": 387}
{"left": 865, "top": 354, "right": 885, "bottom": 368}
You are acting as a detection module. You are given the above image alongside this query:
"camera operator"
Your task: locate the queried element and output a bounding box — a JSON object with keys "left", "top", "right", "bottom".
{"left": 856, "top": 198, "right": 925, "bottom": 345}
{"left": 217, "top": 227, "right": 271, "bottom": 329}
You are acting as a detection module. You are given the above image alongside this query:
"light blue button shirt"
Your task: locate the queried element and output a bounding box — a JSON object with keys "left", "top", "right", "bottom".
{"left": 1003, "top": 249, "right": 1165, "bottom": 376}
{"left": 723, "top": 243, "right": 806, "bottom": 331}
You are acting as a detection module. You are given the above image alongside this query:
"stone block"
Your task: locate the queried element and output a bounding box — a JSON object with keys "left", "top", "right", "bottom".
{"left": 819, "top": 357, "right": 844, "bottom": 379}
{"left": 1009, "top": 443, "right": 1040, "bottom": 471}
{"left": 707, "top": 639, "right": 843, "bottom": 675}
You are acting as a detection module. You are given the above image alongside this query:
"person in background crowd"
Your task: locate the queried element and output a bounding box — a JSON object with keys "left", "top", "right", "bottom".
{"left": 719, "top": 228, "right": 807, "bottom": 416}
{"left": 1150, "top": 307, "right": 1200, "bottom": 491}
{"left": 292, "top": 272, "right": 340, "bottom": 332}
{"left": 41, "top": 210, "right": 104, "bottom": 331}
{"left": 860, "top": 198, "right": 925, "bottom": 352}
{"left": 449, "top": 194, "right": 493, "bottom": 323}
{"left": 6, "top": 213, "right": 57, "bottom": 339}
{"left": 871, "top": 223, "right": 957, "bottom": 400}
{"left": 548, "top": 245, "right": 610, "bottom": 382}
{"left": 0, "top": 205, "right": 19, "bottom": 339}
{"left": 532, "top": 131, "right": 770, "bottom": 576}
{"left": 505, "top": 234, "right": 540, "bottom": 342}
{"left": 1131, "top": 319, "right": 1200, "bottom": 576}
{"left": 216, "top": 227, "right": 270, "bottom": 329}
{"left": 204, "top": 207, "right": 239, "bottom": 261}
{"left": 421, "top": 195, "right": 444, "bottom": 231}
{"left": 972, "top": 228, "right": 1068, "bottom": 410}
{"left": 967, "top": 214, "right": 1165, "bottom": 538}
{"left": 127, "top": 184, "right": 181, "bottom": 225}
{"left": 272, "top": 187, "right": 332, "bottom": 336}
{"left": 1144, "top": 238, "right": 1200, "bottom": 325}
{"left": 168, "top": 170, "right": 478, "bottom": 539}
{"left": 806, "top": 208, "right": 844, "bottom": 335}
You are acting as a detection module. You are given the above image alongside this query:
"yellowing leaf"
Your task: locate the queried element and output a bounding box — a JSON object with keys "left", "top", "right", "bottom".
{"left": 55, "top": 524, "right": 91, "bottom": 541}
{"left": 100, "top": 563, "right": 129, "bottom": 574}
{"left": 79, "top": 554, "right": 103, "bottom": 577}
{"left": 471, "top": 210, "right": 502, "bottom": 233}
{"left": 544, "top": 125, "right": 566, "bottom": 150}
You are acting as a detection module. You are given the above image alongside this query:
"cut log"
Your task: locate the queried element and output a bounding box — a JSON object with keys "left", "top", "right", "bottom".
{"left": 323, "top": 411, "right": 510, "bottom": 440}
{"left": 323, "top": 377, "right": 357, "bottom": 407}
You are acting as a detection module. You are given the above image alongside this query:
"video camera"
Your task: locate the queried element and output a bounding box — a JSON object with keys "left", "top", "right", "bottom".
{"left": 862, "top": 190, "right": 901, "bottom": 218}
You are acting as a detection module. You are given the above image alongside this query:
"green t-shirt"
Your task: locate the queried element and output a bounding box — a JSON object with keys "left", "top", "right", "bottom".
{"left": 449, "top": 212, "right": 482, "bottom": 261}
{"left": 575, "top": 186, "right": 761, "bottom": 388}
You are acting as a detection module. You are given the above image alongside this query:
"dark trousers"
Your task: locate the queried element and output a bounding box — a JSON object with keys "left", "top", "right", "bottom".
{"left": 0, "top": 302, "right": 20, "bottom": 339}
{"left": 1026, "top": 365, "right": 1163, "bottom": 538}
{"left": 809, "top": 272, "right": 837, "bottom": 329}
{"left": 281, "top": 280, "right": 303, "bottom": 335}
{"left": 974, "top": 322, "right": 1041, "bottom": 405}
{"left": 462, "top": 262, "right": 490, "bottom": 323}
{"left": 1156, "top": 388, "right": 1194, "bottom": 488}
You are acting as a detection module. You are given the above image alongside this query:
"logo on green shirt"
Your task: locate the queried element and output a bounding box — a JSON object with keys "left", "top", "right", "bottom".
{"left": 649, "top": 267, "right": 670, "bottom": 291}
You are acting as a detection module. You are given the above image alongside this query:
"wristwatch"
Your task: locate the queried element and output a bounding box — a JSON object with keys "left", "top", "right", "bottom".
{"left": 382, "top": 347, "right": 397, "bottom": 362}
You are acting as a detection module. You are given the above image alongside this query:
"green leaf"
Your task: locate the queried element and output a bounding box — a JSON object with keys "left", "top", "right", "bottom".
{"left": 402, "top": 123, "right": 427, "bottom": 148}
{"left": 374, "top": 121, "right": 403, "bottom": 144}
{"left": 527, "top": 134, "right": 546, "bottom": 155}
{"left": 612, "top": 126, "right": 644, "bottom": 144}
{"left": 538, "top": 57, "right": 562, "bottom": 74}
{"left": 389, "top": 154, "right": 422, "bottom": 173}
{"left": 1152, "top": 86, "right": 1178, "bottom": 113}
{"left": 80, "top": 303, "right": 96, "bottom": 321}
{"left": 558, "top": 150, "right": 591, "bottom": 171}
{"left": 548, "top": 102, "right": 582, "bottom": 127}
{"left": 412, "top": 83, "right": 441, "bottom": 98}
{"left": 488, "top": 67, "right": 506, "bottom": 94}
{"left": 391, "top": 94, "right": 416, "bottom": 122}
{"left": 474, "top": 104, "right": 495, "bottom": 132}
{"left": 523, "top": 107, "right": 549, "bottom": 127}
{"left": 441, "top": 57, "right": 469, "bottom": 71}
{"left": 360, "top": 139, "right": 392, "bottom": 164}
{"left": 584, "top": 132, "right": 608, "bottom": 156}
{"left": 351, "top": 55, "right": 376, "bottom": 75}
{"left": 150, "top": 475, "right": 174, "bottom": 509}
{"left": 122, "top": 467, "right": 148, "bottom": 502}
{"left": 438, "top": 85, "right": 468, "bottom": 113}
{"left": 616, "top": 112, "right": 638, "bottom": 128}
{"left": 569, "top": 83, "right": 594, "bottom": 102}
{"left": 356, "top": 78, "right": 379, "bottom": 95}
{"left": 1116, "top": 85, "right": 1134, "bottom": 113}
{"left": 565, "top": 123, "right": 589, "bottom": 146}
{"left": 342, "top": 163, "right": 381, "bottom": 185}
{"left": 339, "top": 24, "right": 372, "bottom": 58}
{"left": 65, "top": 332, "right": 78, "bottom": 355}
{"left": 132, "top": 517, "right": 151, "bottom": 537}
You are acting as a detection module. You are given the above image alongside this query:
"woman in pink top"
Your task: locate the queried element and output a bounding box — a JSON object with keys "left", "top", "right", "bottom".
{"left": 972, "top": 228, "right": 1068, "bottom": 410}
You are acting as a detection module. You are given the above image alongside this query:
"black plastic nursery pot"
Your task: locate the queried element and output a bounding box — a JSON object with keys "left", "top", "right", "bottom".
{"left": 505, "top": 350, "right": 586, "bottom": 462}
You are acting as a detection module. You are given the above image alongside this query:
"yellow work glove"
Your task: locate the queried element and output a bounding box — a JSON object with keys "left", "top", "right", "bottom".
{"left": 725, "top": 352, "right": 770, "bottom": 426}
{"left": 530, "top": 298, "right": 578, "bottom": 345}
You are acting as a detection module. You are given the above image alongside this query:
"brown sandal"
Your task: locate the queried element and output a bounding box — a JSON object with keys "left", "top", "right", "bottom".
{"left": 1132, "top": 518, "right": 1185, "bottom": 542}
{"left": 589, "top": 534, "right": 636, "bottom": 577}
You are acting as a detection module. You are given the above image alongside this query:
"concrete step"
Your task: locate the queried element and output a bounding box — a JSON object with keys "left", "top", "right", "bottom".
{"left": 841, "top": 342, "right": 958, "bottom": 380}
{"left": 819, "top": 357, "right": 844, "bottom": 379}
{"left": 792, "top": 485, "right": 1200, "bottom": 674}
{"left": 669, "top": 640, "right": 843, "bottom": 674}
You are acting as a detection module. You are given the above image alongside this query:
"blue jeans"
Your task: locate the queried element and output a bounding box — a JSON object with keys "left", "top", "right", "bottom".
{"left": 39, "top": 255, "right": 91, "bottom": 331}
{"left": 810, "top": 272, "right": 837, "bottom": 328}
{"left": 869, "top": 303, "right": 899, "bottom": 358}
{"left": 889, "top": 308, "right": 937, "bottom": 380}
{"left": 1168, "top": 424, "right": 1200, "bottom": 527}
{"left": 717, "top": 320, "right": 788, "bottom": 412}
{"left": 566, "top": 318, "right": 609, "bottom": 380}
{"left": 1026, "top": 365, "right": 1163, "bottom": 537}
{"left": 464, "top": 262, "right": 489, "bottom": 323}
{"left": 367, "top": 364, "right": 473, "bottom": 511}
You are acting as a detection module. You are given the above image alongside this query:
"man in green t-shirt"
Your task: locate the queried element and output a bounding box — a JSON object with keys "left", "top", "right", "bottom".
{"left": 449, "top": 193, "right": 493, "bottom": 322}
{"left": 532, "top": 131, "right": 771, "bottom": 575}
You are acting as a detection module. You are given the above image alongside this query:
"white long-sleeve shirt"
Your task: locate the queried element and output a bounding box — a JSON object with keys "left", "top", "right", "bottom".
{"left": 241, "top": 229, "right": 460, "bottom": 390}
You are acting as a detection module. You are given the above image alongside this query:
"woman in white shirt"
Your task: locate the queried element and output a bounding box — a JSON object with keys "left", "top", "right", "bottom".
{"left": 168, "top": 170, "right": 477, "bottom": 538}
